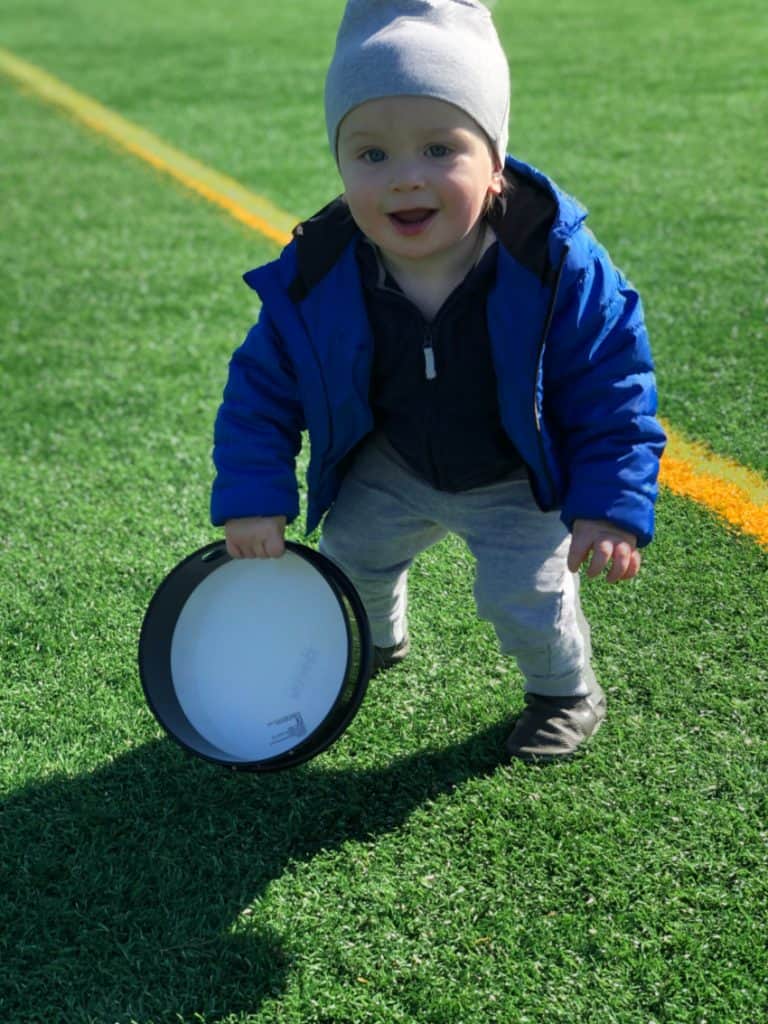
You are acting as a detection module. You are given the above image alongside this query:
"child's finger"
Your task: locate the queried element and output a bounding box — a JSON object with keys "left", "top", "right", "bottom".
{"left": 586, "top": 539, "right": 613, "bottom": 578}
{"left": 225, "top": 538, "right": 243, "bottom": 559}
{"left": 605, "top": 541, "right": 633, "bottom": 583}
{"left": 567, "top": 536, "right": 591, "bottom": 573}
{"left": 626, "top": 549, "right": 642, "bottom": 579}
{"left": 264, "top": 533, "right": 286, "bottom": 558}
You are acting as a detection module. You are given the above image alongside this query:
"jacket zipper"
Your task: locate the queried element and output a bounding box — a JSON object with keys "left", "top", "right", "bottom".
{"left": 533, "top": 245, "right": 569, "bottom": 498}
{"left": 420, "top": 321, "right": 441, "bottom": 483}
{"left": 378, "top": 278, "right": 438, "bottom": 382}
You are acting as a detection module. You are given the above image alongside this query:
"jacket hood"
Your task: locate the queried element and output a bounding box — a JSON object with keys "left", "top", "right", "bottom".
{"left": 502, "top": 154, "right": 588, "bottom": 252}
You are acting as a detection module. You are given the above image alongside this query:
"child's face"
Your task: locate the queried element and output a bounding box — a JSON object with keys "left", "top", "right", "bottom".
{"left": 337, "top": 96, "right": 502, "bottom": 272}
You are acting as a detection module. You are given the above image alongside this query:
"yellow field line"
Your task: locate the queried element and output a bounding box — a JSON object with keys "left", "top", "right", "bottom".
{"left": 659, "top": 422, "right": 768, "bottom": 548}
{"left": 2, "top": 48, "right": 767, "bottom": 550}
{"left": 0, "top": 46, "right": 295, "bottom": 247}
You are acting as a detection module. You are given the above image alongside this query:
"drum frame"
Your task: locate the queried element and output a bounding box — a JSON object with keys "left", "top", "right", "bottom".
{"left": 138, "top": 540, "right": 372, "bottom": 771}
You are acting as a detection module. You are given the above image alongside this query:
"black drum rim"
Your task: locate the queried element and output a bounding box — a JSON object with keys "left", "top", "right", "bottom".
{"left": 138, "top": 540, "right": 372, "bottom": 771}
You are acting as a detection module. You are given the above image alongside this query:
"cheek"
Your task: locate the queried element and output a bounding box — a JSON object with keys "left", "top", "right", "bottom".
{"left": 344, "top": 188, "right": 376, "bottom": 227}
{"left": 443, "top": 166, "right": 495, "bottom": 211}
{"left": 450, "top": 180, "right": 492, "bottom": 222}
{"left": 341, "top": 174, "right": 377, "bottom": 216}
{"left": 342, "top": 188, "right": 384, "bottom": 239}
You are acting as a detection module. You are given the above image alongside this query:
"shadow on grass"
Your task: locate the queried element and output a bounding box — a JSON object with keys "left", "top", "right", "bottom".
{"left": 1, "top": 720, "right": 510, "bottom": 1023}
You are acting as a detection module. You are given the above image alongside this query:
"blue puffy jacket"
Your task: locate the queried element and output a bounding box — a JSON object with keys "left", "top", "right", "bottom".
{"left": 212, "top": 156, "right": 666, "bottom": 546}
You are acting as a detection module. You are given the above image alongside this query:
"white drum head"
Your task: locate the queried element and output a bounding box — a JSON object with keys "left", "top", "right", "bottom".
{"left": 169, "top": 552, "right": 349, "bottom": 762}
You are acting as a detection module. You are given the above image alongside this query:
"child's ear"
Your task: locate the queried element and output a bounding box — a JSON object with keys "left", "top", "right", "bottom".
{"left": 488, "top": 169, "right": 504, "bottom": 196}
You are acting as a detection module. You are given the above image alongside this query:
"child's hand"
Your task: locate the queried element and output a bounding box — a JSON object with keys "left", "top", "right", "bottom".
{"left": 225, "top": 515, "right": 287, "bottom": 559}
{"left": 568, "top": 518, "right": 640, "bottom": 583}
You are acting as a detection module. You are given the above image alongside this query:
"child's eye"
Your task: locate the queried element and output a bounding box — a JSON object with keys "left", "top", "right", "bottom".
{"left": 361, "top": 148, "right": 387, "bottom": 164}
{"left": 426, "top": 144, "right": 451, "bottom": 158}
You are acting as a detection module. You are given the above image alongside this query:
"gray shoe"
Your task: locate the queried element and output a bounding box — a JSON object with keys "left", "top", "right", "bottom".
{"left": 371, "top": 635, "right": 410, "bottom": 676}
{"left": 505, "top": 681, "right": 606, "bottom": 762}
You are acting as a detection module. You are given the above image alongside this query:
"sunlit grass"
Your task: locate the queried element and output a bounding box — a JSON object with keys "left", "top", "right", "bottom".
{"left": 1, "top": 3, "right": 767, "bottom": 1021}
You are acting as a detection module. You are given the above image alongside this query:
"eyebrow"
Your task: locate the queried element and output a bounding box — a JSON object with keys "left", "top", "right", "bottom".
{"left": 341, "top": 130, "right": 380, "bottom": 142}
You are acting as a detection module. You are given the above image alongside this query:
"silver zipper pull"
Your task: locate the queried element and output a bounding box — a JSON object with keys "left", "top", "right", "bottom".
{"left": 423, "top": 331, "right": 437, "bottom": 380}
{"left": 424, "top": 346, "right": 437, "bottom": 380}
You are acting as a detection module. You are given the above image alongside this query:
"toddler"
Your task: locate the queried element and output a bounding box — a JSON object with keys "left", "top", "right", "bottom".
{"left": 211, "top": 0, "right": 667, "bottom": 761}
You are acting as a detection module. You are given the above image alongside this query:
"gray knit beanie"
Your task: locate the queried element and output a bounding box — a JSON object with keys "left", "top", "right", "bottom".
{"left": 325, "top": 0, "right": 510, "bottom": 165}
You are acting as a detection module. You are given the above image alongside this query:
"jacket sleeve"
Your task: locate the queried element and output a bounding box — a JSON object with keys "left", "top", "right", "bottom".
{"left": 543, "top": 228, "right": 666, "bottom": 547}
{"left": 210, "top": 306, "right": 305, "bottom": 526}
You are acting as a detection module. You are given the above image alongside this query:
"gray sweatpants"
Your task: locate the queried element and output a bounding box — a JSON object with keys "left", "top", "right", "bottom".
{"left": 320, "top": 435, "right": 595, "bottom": 698}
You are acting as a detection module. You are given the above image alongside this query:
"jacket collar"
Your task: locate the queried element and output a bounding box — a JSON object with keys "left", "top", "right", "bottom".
{"left": 288, "top": 198, "right": 358, "bottom": 303}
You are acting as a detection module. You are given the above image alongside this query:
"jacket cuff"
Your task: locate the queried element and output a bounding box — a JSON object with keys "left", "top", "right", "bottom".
{"left": 561, "top": 485, "right": 656, "bottom": 548}
{"left": 210, "top": 483, "right": 299, "bottom": 528}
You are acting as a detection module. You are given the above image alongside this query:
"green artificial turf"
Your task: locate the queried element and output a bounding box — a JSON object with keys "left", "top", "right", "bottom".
{"left": 2, "top": 0, "right": 767, "bottom": 474}
{"left": 1, "top": 3, "right": 767, "bottom": 1022}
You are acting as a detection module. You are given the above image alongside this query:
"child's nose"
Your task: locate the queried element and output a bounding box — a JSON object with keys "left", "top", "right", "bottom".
{"left": 389, "top": 158, "right": 425, "bottom": 191}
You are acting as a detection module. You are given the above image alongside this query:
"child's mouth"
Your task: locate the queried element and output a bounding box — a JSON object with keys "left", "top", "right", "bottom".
{"left": 388, "top": 208, "right": 436, "bottom": 234}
